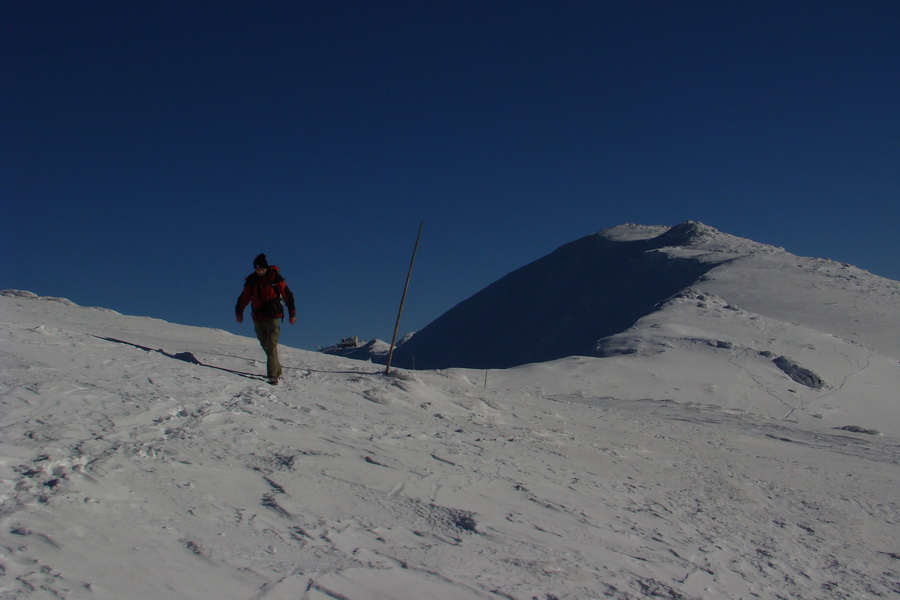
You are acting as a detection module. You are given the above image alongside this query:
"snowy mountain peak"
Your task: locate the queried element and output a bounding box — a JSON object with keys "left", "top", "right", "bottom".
{"left": 1, "top": 289, "right": 39, "bottom": 299}
{"left": 598, "top": 220, "right": 722, "bottom": 247}
{"left": 599, "top": 220, "right": 785, "bottom": 256}
{"left": 368, "top": 221, "right": 898, "bottom": 370}
{"left": 654, "top": 220, "right": 721, "bottom": 246}
{"left": 596, "top": 222, "right": 669, "bottom": 241}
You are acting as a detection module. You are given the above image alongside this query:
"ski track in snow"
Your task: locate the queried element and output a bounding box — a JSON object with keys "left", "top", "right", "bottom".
{"left": 1, "top": 295, "right": 899, "bottom": 600}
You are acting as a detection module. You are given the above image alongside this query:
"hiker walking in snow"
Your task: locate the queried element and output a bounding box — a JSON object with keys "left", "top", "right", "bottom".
{"left": 235, "top": 254, "right": 297, "bottom": 385}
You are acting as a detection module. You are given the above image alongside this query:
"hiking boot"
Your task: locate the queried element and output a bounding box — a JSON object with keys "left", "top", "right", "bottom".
{"left": 268, "top": 376, "right": 279, "bottom": 385}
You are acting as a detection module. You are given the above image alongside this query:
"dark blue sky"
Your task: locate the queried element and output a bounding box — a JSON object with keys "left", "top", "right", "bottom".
{"left": 3, "top": 2, "right": 899, "bottom": 350}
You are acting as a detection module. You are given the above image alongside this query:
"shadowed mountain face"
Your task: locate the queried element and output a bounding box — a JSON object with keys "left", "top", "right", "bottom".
{"left": 390, "top": 223, "right": 721, "bottom": 369}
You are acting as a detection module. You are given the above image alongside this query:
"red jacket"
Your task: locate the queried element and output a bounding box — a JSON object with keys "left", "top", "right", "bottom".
{"left": 235, "top": 266, "right": 297, "bottom": 322}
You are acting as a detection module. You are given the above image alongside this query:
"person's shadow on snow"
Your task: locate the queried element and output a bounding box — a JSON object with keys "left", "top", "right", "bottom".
{"left": 92, "top": 336, "right": 267, "bottom": 381}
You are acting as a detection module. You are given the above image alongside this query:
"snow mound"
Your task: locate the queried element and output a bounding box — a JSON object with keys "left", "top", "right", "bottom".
{"left": 379, "top": 221, "right": 899, "bottom": 369}
{"left": 1, "top": 290, "right": 122, "bottom": 314}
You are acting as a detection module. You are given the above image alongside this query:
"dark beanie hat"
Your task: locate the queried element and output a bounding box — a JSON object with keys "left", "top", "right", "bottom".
{"left": 253, "top": 254, "right": 268, "bottom": 268}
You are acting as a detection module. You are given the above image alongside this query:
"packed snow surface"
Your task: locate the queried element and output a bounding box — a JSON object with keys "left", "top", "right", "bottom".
{"left": 1, "top": 289, "right": 898, "bottom": 600}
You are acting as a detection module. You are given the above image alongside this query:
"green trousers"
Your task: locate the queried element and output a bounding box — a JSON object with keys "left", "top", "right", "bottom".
{"left": 254, "top": 318, "right": 282, "bottom": 379}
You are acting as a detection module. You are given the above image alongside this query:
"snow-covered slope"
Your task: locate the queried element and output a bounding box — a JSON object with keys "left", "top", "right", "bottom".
{"left": 1, "top": 291, "right": 898, "bottom": 599}
{"left": 384, "top": 221, "right": 900, "bottom": 369}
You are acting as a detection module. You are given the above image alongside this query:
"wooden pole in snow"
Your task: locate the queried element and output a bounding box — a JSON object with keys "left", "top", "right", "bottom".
{"left": 385, "top": 221, "right": 424, "bottom": 375}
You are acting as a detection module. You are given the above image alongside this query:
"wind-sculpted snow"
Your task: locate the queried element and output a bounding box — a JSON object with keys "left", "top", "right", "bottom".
{"left": 772, "top": 356, "right": 828, "bottom": 389}
{"left": 1, "top": 292, "right": 899, "bottom": 599}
